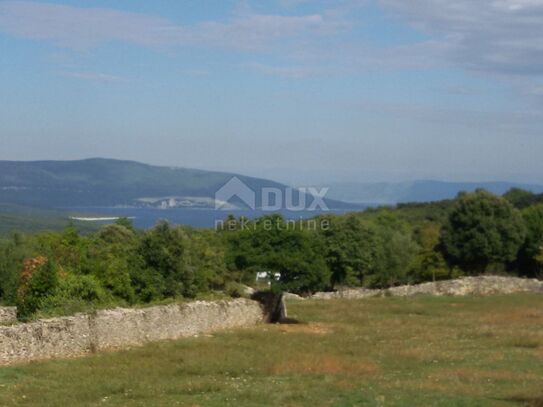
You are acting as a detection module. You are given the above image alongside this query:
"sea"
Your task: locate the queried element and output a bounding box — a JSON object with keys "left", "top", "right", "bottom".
{"left": 67, "top": 207, "right": 364, "bottom": 229}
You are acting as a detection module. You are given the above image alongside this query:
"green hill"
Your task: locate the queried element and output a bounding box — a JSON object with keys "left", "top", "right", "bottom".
{"left": 0, "top": 158, "right": 352, "bottom": 209}
{"left": 0, "top": 204, "right": 99, "bottom": 235}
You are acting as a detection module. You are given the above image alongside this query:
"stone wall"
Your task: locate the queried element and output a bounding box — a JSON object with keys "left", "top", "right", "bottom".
{"left": 92, "top": 300, "right": 264, "bottom": 351}
{"left": 0, "top": 307, "right": 17, "bottom": 325}
{"left": 0, "top": 299, "right": 263, "bottom": 366}
{"left": 312, "top": 276, "right": 543, "bottom": 300}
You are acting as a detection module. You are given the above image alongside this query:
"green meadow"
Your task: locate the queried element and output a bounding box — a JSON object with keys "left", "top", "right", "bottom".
{"left": 0, "top": 294, "right": 542, "bottom": 407}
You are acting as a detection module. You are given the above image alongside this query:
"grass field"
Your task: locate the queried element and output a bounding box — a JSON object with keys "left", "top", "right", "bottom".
{"left": 0, "top": 294, "right": 542, "bottom": 406}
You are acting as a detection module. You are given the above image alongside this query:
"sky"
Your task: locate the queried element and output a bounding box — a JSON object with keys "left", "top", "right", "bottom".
{"left": 0, "top": 0, "right": 542, "bottom": 185}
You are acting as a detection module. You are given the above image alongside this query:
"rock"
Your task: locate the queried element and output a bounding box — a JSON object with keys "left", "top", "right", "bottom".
{"left": 0, "top": 299, "right": 264, "bottom": 366}
{"left": 312, "top": 276, "right": 543, "bottom": 300}
{"left": 312, "top": 288, "right": 382, "bottom": 300}
{"left": 0, "top": 307, "right": 17, "bottom": 325}
{"left": 242, "top": 285, "right": 256, "bottom": 297}
{"left": 283, "top": 292, "right": 305, "bottom": 301}
{"left": 251, "top": 292, "right": 287, "bottom": 323}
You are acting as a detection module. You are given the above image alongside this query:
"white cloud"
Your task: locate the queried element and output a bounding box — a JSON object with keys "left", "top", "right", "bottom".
{"left": 187, "top": 13, "right": 338, "bottom": 51}
{"left": 0, "top": 1, "right": 339, "bottom": 52}
{"left": 0, "top": 1, "right": 179, "bottom": 50}
{"left": 2, "top": 0, "right": 542, "bottom": 85}
{"left": 379, "top": 0, "right": 543, "bottom": 76}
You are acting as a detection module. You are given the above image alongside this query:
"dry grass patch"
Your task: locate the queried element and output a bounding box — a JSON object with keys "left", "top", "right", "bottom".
{"left": 506, "top": 395, "right": 543, "bottom": 407}
{"left": 274, "top": 322, "right": 335, "bottom": 335}
{"left": 506, "top": 336, "right": 541, "bottom": 349}
{"left": 268, "top": 354, "right": 380, "bottom": 376}
{"left": 481, "top": 309, "right": 543, "bottom": 325}
{"left": 395, "top": 346, "right": 462, "bottom": 363}
{"left": 431, "top": 368, "right": 535, "bottom": 383}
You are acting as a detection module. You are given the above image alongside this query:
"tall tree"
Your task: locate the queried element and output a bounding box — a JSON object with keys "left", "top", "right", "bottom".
{"left": 225, "top": 215, "right": 330, "bottom": 294}
{"left": 518, "top": 204, "right": 543, "bottom": 276}
{"left": 139, "top": 221, "right": 195, "bottom": 298}
{"left": 319, "top": 215, "right": 381, "bottom": 287}
{"left": 441, "top": 190, "right": 526, "bottom": 272}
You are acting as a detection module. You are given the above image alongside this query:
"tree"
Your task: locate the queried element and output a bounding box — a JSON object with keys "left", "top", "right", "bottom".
{"left": 114, "top": 217, "right": 136, "bottom": 232}
{"left": 139, "top": 221, "right": 195, "bottom": 298}
{"left": 225, "top": 215, "right": 330, "bottom": 295}
{"left": 182, "top": 229, "right": 229, "bottom": 292}
{"left": 535, "top": 248, "right": 543, "bottom": 272}
{"left": 17, "top": 258, "right": 59, "bottom": 319}
{"left": 370, "top": 228, "right": 419, "bottom": 288}
{"left": 0, "top": 233, "right": 34, "bottom": 304}
{"left": 319, "top": 215, "right": 381, "bottom": 287}
{"left": 441, "top": 190, "right": 526, "bottom": 273}
{"left": 410, "top": 222, "right": 450, "bottom": 282}
{"left": 98, "top": 223, "right": 136, "bottom": 244}
{"left": 503, "top": 188, "right": 538, "bottom": 209}
{"left": 518, "top": 204, "right": 543, "bottom": 276}
{"left": 354, "top": 212, "right": 419, "bottom": 288}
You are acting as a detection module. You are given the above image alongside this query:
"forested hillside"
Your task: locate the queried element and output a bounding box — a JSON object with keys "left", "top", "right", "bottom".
{"left": 0, "top": 158, "right": 352, "bottom": 209}
{"left": 1, "top": 188, "right": 542, "bottom": 321}
{"left": 0, "top": 204, "right": 98, "bottom": 235}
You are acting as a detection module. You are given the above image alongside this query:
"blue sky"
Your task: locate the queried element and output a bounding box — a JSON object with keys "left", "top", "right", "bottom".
{"left": 0, "top": 0, "right": 542, "bottom": 184}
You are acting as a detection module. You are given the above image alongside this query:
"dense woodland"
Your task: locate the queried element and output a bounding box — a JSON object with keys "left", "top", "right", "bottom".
{"left": 1, "top": 188, "right": 542, "bottom": 320}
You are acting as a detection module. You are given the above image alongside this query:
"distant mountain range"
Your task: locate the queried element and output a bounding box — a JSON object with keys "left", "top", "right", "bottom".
{"left": 0, "top": 158, "right": 355, "bottom": 210}
{"left": 324, "top": 180, "right": 543, "bottom": 204}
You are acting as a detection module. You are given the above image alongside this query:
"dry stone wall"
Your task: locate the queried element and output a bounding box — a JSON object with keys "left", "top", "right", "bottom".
{"left": 0, "top": 307, "right": 17, "bottom": 325}
{"left": 92, "top": 300, "right": 264, "bottom": 351}
{"left": 0, "top": 299, "right": 263, "bottom": 366}
{"left": 311, "top": 276, "right": 543, "bottom": 300}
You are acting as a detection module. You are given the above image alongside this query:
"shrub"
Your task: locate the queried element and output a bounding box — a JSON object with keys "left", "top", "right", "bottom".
{"left": 16, "top": 257, "right": 58, "bottom": 320}
{"left": 38, "top": 274, "right": 112, "bottom": 317}
{"left": 225, "top": 282, "right": 246, "bottom": 298}
{"left": 410, "top": 250, "right": 449, "bottom": 283}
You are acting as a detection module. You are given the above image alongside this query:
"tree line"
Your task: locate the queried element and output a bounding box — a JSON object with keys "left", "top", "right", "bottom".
{"left": 1, "top": 188, "right": 542, "bottom": 320}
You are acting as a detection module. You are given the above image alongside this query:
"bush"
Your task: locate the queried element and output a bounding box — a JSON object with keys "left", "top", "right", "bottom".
{"left": 225, "top": 282, "right": 246, "bottom": 298}
{"left": 38, "top": 274, "right": 112, "bottom": 317}
{"left": 16, "top": 258, "right": 58, "bottom": 320}
{"left": 0, "top": 234, "right": 33, "bottom": 305}
{"left": 410, "top": 250, "right": 449, "bottom": 283}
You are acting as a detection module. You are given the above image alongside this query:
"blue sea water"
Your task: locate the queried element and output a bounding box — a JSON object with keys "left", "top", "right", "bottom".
{"left": 68, "top": 207, "right": 362, "bottom": 229}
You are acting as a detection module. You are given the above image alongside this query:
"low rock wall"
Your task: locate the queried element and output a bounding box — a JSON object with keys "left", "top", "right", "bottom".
{"left": 0, "top": 307, "right": 17, "bottom": 325}
{"left": 311, "top": 276, "right": 543, "bottom": 300}
{"left": 0, "top": 299, "right": 264, "bottom": 366}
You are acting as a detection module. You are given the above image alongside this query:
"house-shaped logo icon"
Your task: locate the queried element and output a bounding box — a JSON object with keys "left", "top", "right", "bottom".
{"left": 215, "top": 177, "right": 256, "bottom": 210}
